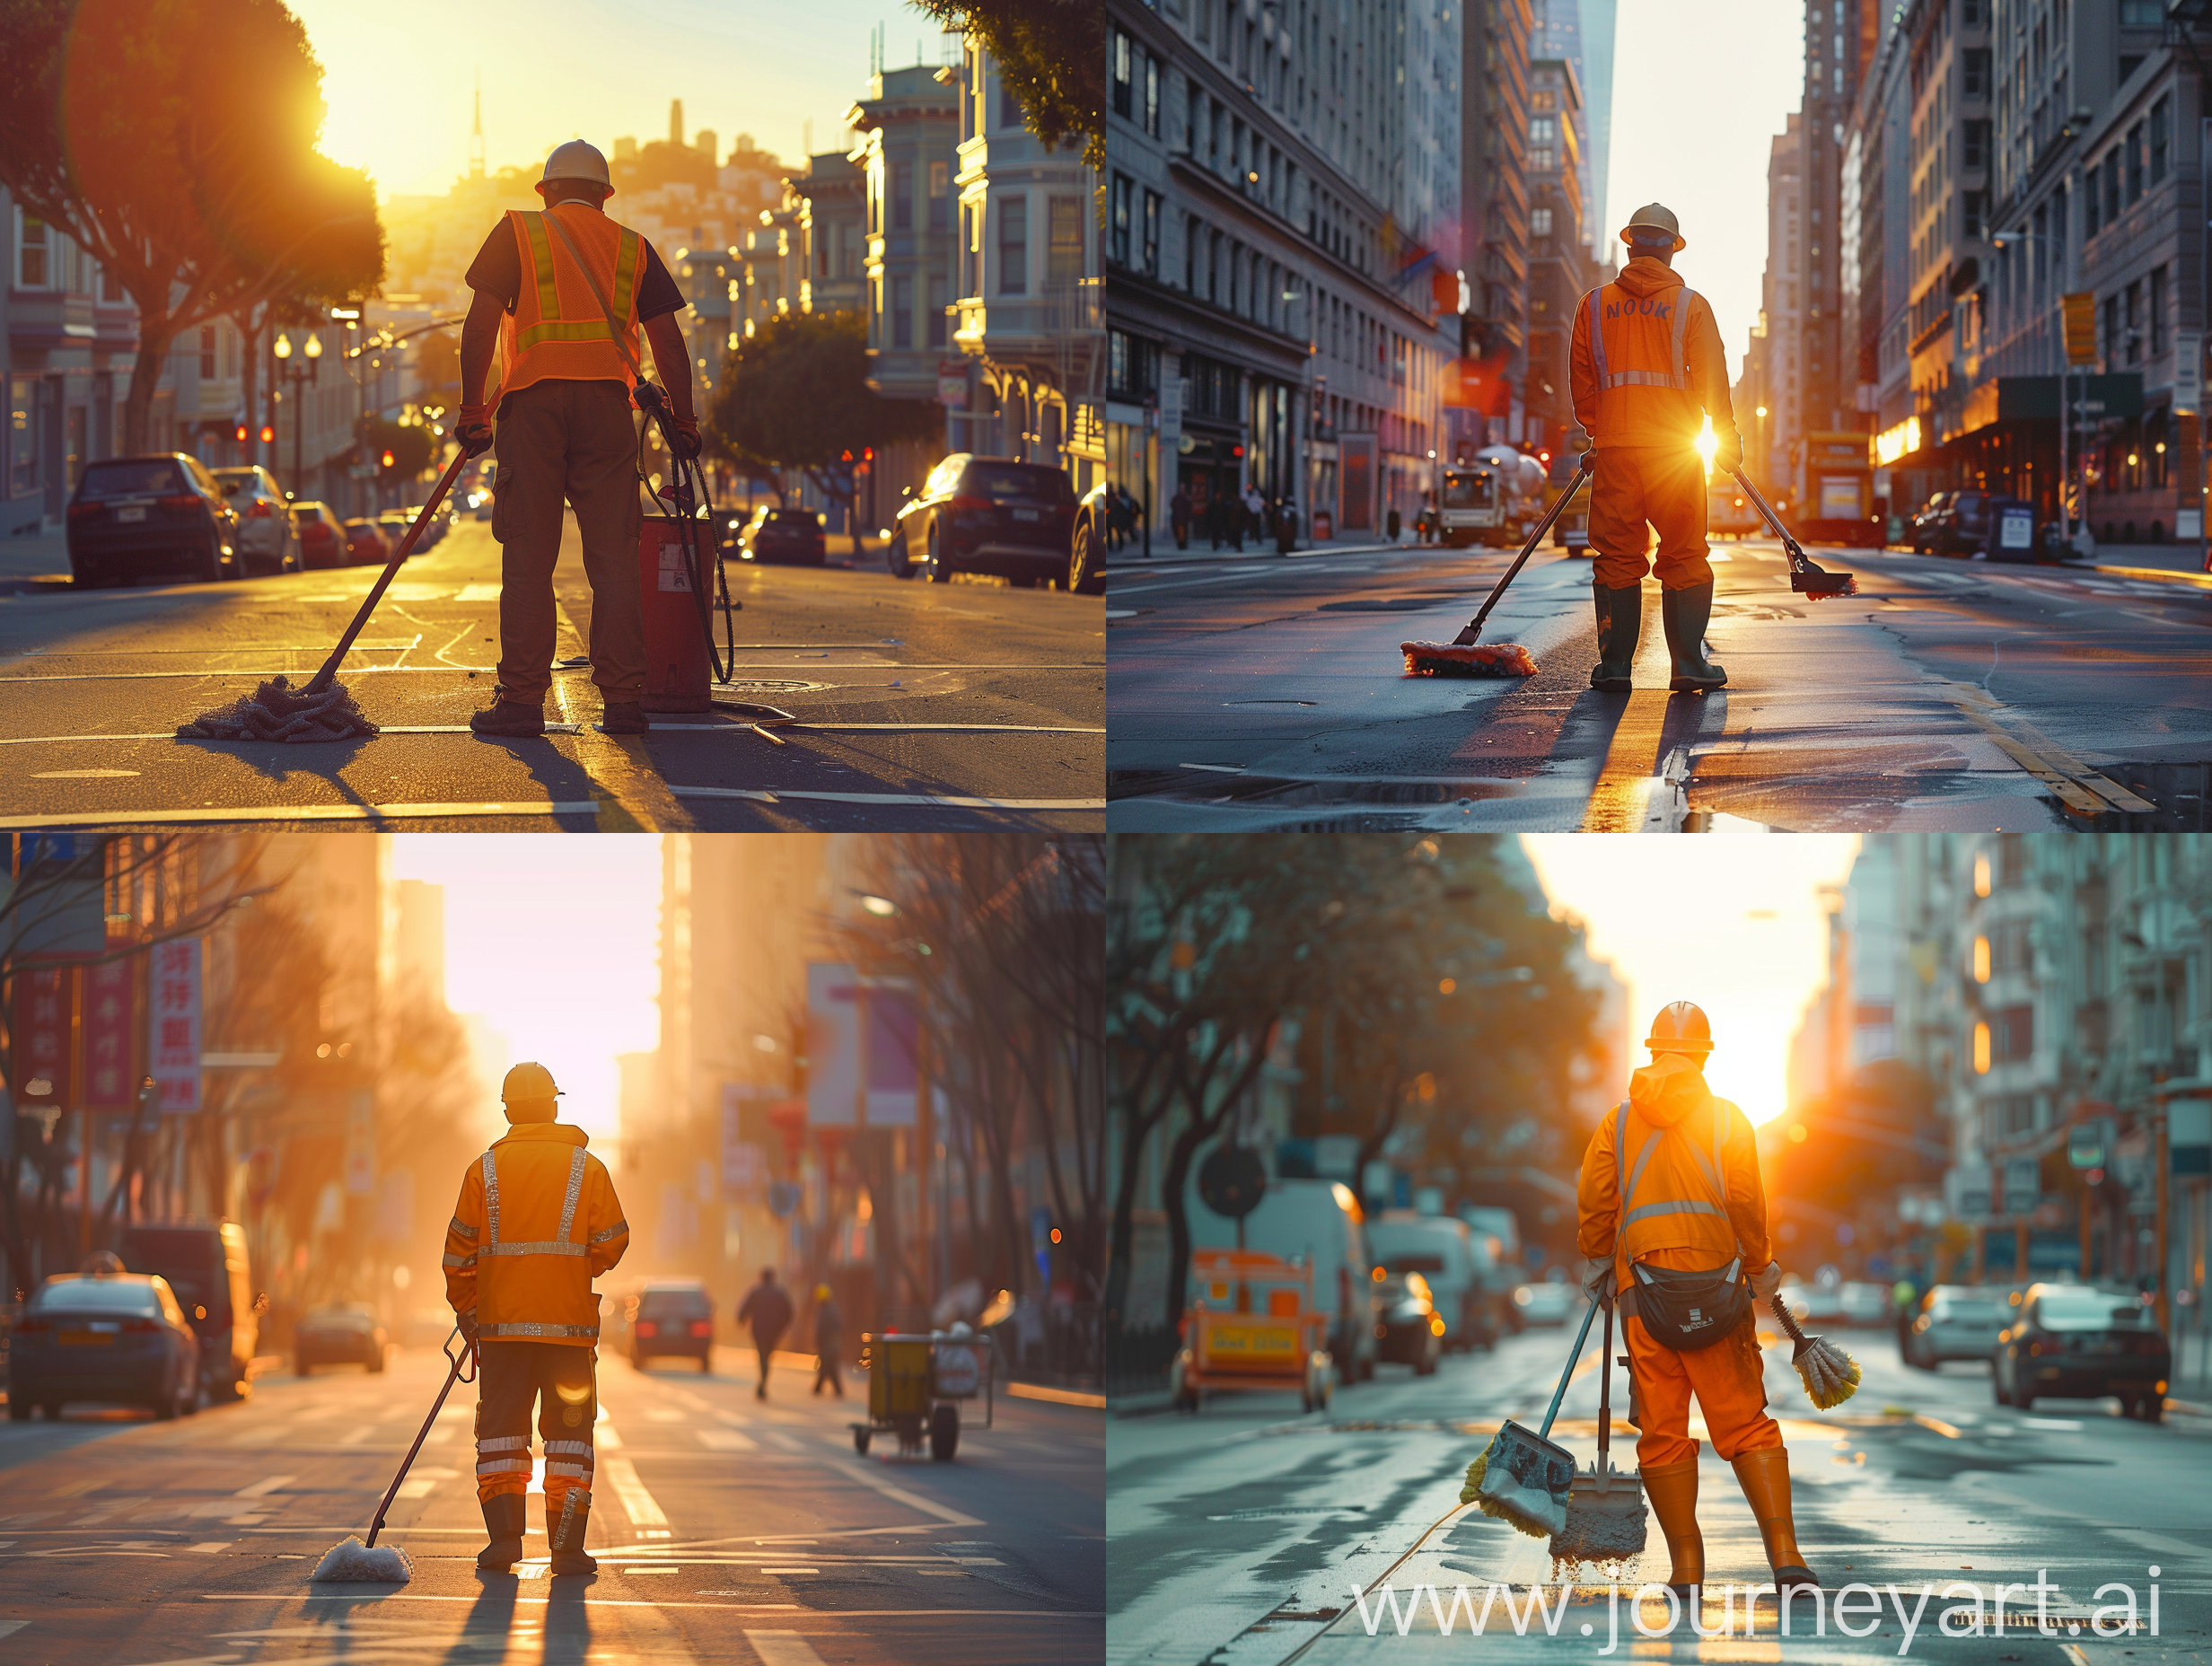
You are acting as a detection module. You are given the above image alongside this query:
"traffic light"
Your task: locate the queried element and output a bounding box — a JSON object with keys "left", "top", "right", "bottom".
{"left": 234, "top": 424, "right": 248, "bottom": 443}
{"left": 260, "top": 425, "right": 275, "bottom": 443}
{"left": 381, "top": 450, "right": 395, "bottom": 469}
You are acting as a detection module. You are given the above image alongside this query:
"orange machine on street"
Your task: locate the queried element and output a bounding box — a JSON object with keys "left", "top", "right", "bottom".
{"left": 1172, "top": 1248, "right": 1334, "bottom": 1413}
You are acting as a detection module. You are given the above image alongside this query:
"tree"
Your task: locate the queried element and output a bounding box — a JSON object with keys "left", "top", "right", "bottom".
{"left": 0, "top": 0, "right": 385, "bottom": 452}
{"left": 706, "top": 311, "right": 940, "bottom": 548}
{"left": 359, "top": 415, "right": 434, "bottom": 485}
{"left": 412, "top": 328, "right": 461, "bottom": 412}
{"left": 908, "top": 0, "right": 1105, "bottom": 168}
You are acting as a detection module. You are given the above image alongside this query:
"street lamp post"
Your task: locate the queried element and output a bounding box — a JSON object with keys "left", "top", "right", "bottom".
{"left": 271, "top": 331, "right": 322, "bottom": 500}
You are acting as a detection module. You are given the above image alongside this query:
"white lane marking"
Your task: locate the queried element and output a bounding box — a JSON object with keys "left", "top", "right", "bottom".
{"left": 698, "top": 1429, "right": 758, "bottom": 1451}
{"left": 233, "top": 1475, "right": 293, "bottom": 1497}
{"left": 2061, "top": 1647, "right": 2093, "bottom": 1666}
{"left": 0, "top": 1620, "right": 23, "bottom": 1639}
{"left": 336, "top": 1427, "right": 375, "bottom": 1446}
{"left": 601, "top": 1456, "right": 670, "bottom": 1528}
{"left": 0, "top": 802, "right": 602, "bottom": 830}
{"left": 394, "top": 1479, "right": 437, "bottom": 1499}
{"left": 31, "top": 768, "right": 139, "bottom": 777}
{"left": 829, "top": 1461, "right": 983, "bottom": 1528}
{"left": 453, "top": 584, "right": 503, "bottom": 601}
{"left": 746, "top": 1632, "right": 829, "bottom": 1666}
{"left": 595, "top": 1418, "right": 623, "bottom": 1450}
{"left": 644, "top": 1408, "right": 686, "bottom": 1423}
{"left": 5, "top": 723, "right": 1102, "bottom": 745}
{"left": 2024, "top": 1416, "right": 2085, "bottom": 1431}
{"left": 670, "top": 787, "right": 1103, "bottom": 811}
{"left": 200, "top": 1593, "right": 1096, "bottom": 1614}
{"left": 186, "top": 1540, "right": 230, "bottom": 1553}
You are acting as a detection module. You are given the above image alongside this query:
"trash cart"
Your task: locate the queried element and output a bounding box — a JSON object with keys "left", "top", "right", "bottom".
{"left": 852, "top": 1328, "right": 995, "bottom": 1460}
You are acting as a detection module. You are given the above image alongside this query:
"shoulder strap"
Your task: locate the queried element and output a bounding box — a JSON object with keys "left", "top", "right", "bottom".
{"left": 537, "top": 206, "right": 646, "bottom": 385}
{"left": 1619, "top": 1092, "right": 1731, "bottom": 1231}
{"left": 1585, "top": 287, "right": 1610, "bottom": 388}
{"left": 1671, "top": 286, "right": 1697, "bottom": 386}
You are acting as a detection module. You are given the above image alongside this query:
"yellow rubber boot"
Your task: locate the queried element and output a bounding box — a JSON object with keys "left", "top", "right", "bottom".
{"left": 1731, "top": 1447, "right": 1818, "bottom": 1589}
{"left": 1639, "top": 1456, "right": 1703, "bottom": 1597}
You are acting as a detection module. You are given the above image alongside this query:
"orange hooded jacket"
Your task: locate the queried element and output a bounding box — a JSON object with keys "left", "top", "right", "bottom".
{"left": 443, "top": 1122, "right": 628, "bottom": 1346}
{"left": 1576, "top": 1052, "right": 1772, "bottom": 1282}
{"left": 1569, "top": 255, "right": 1743, "bottom": 455}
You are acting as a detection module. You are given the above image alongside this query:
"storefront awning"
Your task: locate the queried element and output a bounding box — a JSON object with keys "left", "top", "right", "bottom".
{"left": 1958, "top": 372, "right": 2145, "bottom": 435}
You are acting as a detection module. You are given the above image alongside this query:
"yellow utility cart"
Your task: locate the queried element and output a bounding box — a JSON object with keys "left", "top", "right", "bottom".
{"left": 1172, "top": 1248, "right": 1333, "bottom": 1413}
{"left": 853, "top": 1328, "right": 996, "bottom": 1460}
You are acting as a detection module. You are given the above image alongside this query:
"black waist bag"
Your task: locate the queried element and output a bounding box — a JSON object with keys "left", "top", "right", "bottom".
{"left": 1630, "top": 1257, "right": 1748, "bottom": 1351}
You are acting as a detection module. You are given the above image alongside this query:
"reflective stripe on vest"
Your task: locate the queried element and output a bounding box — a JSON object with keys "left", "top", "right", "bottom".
{"left": 514, "top": 212, "right": 642, "bottom": 355}
{"left": 1615, "top": 1097, "right": 1730, "bottom": 1228}
{"left": 1586, "top": 285, "right": 1698, "bottom": 391}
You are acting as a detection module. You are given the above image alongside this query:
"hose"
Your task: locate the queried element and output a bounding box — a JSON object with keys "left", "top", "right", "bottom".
{"left": 631, "top": 382, "right": 739, "bottom": 686}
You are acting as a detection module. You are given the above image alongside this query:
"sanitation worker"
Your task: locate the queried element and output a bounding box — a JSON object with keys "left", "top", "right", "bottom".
{"left": 1568, "top": 204, "right": 1745, "bottom": 694}
{"left": 1575, "top": 1001, "right": 1817, "bottom": 1600}
{"left": 738, "top": 1267, "right": 794, "bottom": 1400}
{"left": 445, "top": 1062, "right": 628, "bottom": 1575}
{"left": 454, "top": 139, "right": 701, "bottom": 739}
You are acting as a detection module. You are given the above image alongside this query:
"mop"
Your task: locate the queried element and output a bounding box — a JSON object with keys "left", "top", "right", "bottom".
{"left": 1768, "top": 1292, "right": 1863, "bottom": 1409}
{"left": 1399, "top": 456, "right": 1589, "bottom": 679}
{"left": 1728, "top": 467, "right": 1858, "bottom": 599}
{"left": 179, "top": 449, "right": 472, "bottom": 742}
{"left": 312, "top": 1328, "right": 478, "bottom": 1582}
{"left": 1459, "top": 1289, "right": 1600, "bottom": 1539}
{"left": 1550, "top": 1292, "right": 1647, "bottom": 1562}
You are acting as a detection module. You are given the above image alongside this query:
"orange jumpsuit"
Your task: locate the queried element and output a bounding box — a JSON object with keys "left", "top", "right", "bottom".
{"left": 1576, "top": 1053, "right": 1782, "bottom": 1468}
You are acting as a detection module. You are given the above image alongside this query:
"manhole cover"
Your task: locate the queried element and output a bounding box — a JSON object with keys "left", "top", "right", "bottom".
{"left": 715, "top": 680, "right": 831, "bottom": 694}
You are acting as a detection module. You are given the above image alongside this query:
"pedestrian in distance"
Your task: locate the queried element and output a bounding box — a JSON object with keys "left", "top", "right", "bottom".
{"left": 812, "top": 1284, "right": 845, "bottom": 1399}
{"left": 1242, "top": 483, "right": 1267, "bottom": 547}
{"left": 444, "top": 1063, "right": 628, "bottom": 1577}
{"left": 1119, "top": 484, "right": 1144, "bottom": 551}
{"left": 1102, "top": 483, "right": 1124, "bottom": 553}
{"left": 1226, "top": 490, "right": 1246, "bottom": 552}
{"left": 455, "top": 140, "right": 703, "bottom": 740}
{"left": 1570, "top": 203, "right": 1745, "bottom": 694}
{"left": 1385, "top": 504, "right": 1402, "bottom": 543}
{"left": 738, "top": 1267, "right": 794, "bottom": 1400}
{"left": 1170, "top": 485, "right": 1192, "bottom": 550}
{"left": 1892, "top": 1275, "right": 1920, "bottom": 1354}
{"left": 1275, "top": 495, "right": 1298, "bottom": 556}
{"left": 1207, "top": 491, "right": 1226, "bottom": 551}
{"left": 1576, "top": 1002, "right": 1819, "bottom": 1602}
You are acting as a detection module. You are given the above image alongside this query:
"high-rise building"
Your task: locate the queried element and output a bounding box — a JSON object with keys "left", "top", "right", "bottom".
{"left": 1741, "top": 115, "right": 1805, "bottom": 495}
{"left": 1458, "top": 0, "right": 1533, "bottom": 453}
{"left": 1532, "top": 0, "right": 1609, "bottom": 260}
{"left": 1523, "top": 54, "right": 1593, "bottom": 455}
{"left": 670, "top": 99, "right": 685, "bottom": 147}
{"left": 1799, "top": 0, "right": 1881, "bottom": 451}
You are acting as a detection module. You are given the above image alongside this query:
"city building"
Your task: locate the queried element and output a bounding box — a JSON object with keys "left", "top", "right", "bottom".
{"left": 1738, "top": 116, "right": 1805, "bottom": 495}
{"left": 1453, "top": 0, "right": 1534, "bottom": 461}
{"left": 1848, "top": 5, "right": 1917, "bottom": 520}
{"left": 1523, "top": 55, "right": 1597, "bottom": 456}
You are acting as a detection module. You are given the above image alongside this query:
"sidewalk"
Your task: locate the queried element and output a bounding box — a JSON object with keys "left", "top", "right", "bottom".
{"left": 1104, "top": 533, "right": 1434, "bottom": 568}
{"left": 1, "top": 527, "right": 70, "bottom": 587}
{"left": 2059, "top": 540, "right": 2212, "bottom": 581}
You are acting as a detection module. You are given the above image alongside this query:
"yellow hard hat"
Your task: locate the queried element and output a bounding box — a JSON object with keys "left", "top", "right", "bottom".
{"left": 502, "top": 1061, "right": 563, "bottom": 1103}
{"left": 538, "top": 140, "right": 612, "bottom": 197}
{"left": 1645, "top": 1001, "right": 1714, "bottom": 1056}
{"left": 814, "top": 1285, "right": 832, "bottom": 1302}
{"left": 1620, "top": 202, "right": 1686, "bottom": 252}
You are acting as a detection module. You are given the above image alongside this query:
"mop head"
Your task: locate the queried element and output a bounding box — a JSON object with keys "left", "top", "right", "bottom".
{"left": 1461, "top": 1430, "right": 1570, "bottom": 1540}
{"left": 1400, "top": 641, "right": 1540, "bottom": 678}
{"left": 311, "top": 1537, "right": 413, "bottom": 1582}
{"left": 178, "top": 676, "right": 378, "bottom": 742}
{"left": 1791, "top": 1334, "right": 1864, "bottom": 1409}
{"left": 1551, "top": 1501, "right": 1649, "bottom": 1563}
{"left": 1790, "top": 565, "right": 1858, "bottom": 599}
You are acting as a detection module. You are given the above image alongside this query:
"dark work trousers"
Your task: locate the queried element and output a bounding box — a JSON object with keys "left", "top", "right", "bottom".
{"left": 814, "top": 1340, "right": 844, "bottom": 1397}
{"left": 474, "top": 1339, "right": 598, "bottom": 1520}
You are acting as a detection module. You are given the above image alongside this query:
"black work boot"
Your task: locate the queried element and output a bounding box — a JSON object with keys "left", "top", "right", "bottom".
{"left": 600, "top": 702, "right": 649, "bottom": 735}
{"left": 469, "top": 689, "right": 546, "bottom": 737}
{"left": 476, "top": 1493, "right": 527, "bottom": 1571}
{"left": 1588, "top": 583, "right": 1641, "bottom": 692}
{"left": 1662, "top": 582, "right": 1727, "bottom": 691}
{"left": 548, "top": 1487, "right": 596, "bottom": 1575}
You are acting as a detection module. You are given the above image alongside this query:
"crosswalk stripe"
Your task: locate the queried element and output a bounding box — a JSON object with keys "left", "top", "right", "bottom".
{"left": 744, "top": 1632, "right": 828, "bottom": 1666}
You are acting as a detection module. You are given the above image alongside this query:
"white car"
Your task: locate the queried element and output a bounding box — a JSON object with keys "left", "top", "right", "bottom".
{"left": 1839, "top": 1281, "right": 1891, "bottom": 1327}
{"left": 1512, "top": 1282, "right": 1577, "bottom": 1325}
{"left": 208, "top": 466, "right": 300, "bottom": 575}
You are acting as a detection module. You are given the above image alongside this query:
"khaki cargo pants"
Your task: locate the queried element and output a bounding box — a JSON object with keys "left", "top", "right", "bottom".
{"left": 491, "top": 380, "right": 644, "bottom": 706}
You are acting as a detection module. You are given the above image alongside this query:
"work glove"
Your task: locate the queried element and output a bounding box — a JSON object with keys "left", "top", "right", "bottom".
{"left": 1713, "top": 428, "right": 1744, "bottom": 475}
{"left": 669, "top": 416, "right": 703, "bottom": 461}
{"left": 1749, "top": 1262, "right": 1783, "bottom": 1300}
{"left": 456, "top": 404, "right": 495, "bottom": 460}
{"left": 456, "top": 1309, "right": 479, "bottom": 1342}
{"left": 1581, "top": 1255, "right": 1617, "bottom": 1304}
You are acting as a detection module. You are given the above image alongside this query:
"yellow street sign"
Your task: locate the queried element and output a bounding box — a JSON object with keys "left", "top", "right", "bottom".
{"left": 2062, "top": 291, "right": 2097, "bottom": 365}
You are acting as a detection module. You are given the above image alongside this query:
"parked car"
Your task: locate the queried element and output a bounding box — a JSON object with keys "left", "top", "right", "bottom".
{"left": 1913, "top": 489, "right": 2008, "bottom": 557}
{"left": 7, "top": 1271, "right": 201, "bottom": 1421}
{"left": 628, "top": 1279, "right": 716, "bottom": 1372}
{"left": 1905, "top": 1284, "right": 2010, "bottom": 1368}
{"left": 376, "top": 509, "right": 428, "bottom": 557}
{"left": 1839, "top": 1281, "right": 1892, "bottom": 1328}
{"left": 1188, "top": 1176, "right": 1378, "bottom": 1384}
{"left": 66, "top": 453, "right": 241, "bottom": 587}
{"left": 118, "top": 1221, "right": 258, "bottom": 1401}
{"left": 290, "top": 501, "right": 348, "bottom": 569}
{"left": 294, "top": 1304, "right": 389, "bottom": 1373}
{"left": 1995, "top": 1284, "right": 2170, "bottom": 1418}
{"left": 890, "top": 454, "right": 1077, "bottom": 584}
{"left": 208, "top": 466, "right": 301, "bottom": 575}
{"left": 1367, "top": 1213, "right": 1498, "bottom": 1350}
{"left": 340, "top": 517, "right": 391, "bottom": 566}
{"left": 1067, "top": 480, "right": 1109, "bottom": 593}
{"left": 1908, "top": 491, "right": 1954, "bottom": 552}
{"left": 733, "top": 504, "right": 829, "bottom": 566}
{"left": 1512, "top": 1281, "right": 1578, "bottom": 1326}
{"left": 1374, "top": 1272, "right": 1443, "bottom": 1375}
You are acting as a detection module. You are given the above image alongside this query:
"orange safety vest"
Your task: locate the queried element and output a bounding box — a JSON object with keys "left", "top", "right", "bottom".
{"left": 1579, "top": 278, "right": 1703, "bottom": 444}
{"left": 496, "top": 203, "right": 645, "bottom": 403}
{"left": 443, "top": 1123, "right": 629, "bottom": 1346}
{"left": 1576, "top": 1056, "right": 1769, "bottom": 1273}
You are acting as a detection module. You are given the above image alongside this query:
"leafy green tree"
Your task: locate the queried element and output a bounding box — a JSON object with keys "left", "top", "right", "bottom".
{"left": 908, "top": 0, "right": 1105, "bottom": 168}
{"left": 0, "top": 0, "right": 385, "bottom": 452}
{"left": 706, "top": 311, "right": 940, "bottom": 549}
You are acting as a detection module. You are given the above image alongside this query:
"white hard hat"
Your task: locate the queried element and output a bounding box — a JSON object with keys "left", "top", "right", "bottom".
{"left": 539, "top": 140, "right": 612, "bottom": 196}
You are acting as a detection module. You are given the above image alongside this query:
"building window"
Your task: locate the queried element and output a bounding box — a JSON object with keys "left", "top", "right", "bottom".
{"left": 1049, "top": 195, "right": 1082, "bottom": 289}
{"left": 1110, "top": 172, "right": 1132, "bottom": 267}
{"left": 1531, "top": 206, "right": 1552, "bottom": 237}
{"left": 1962, "top": 48, "right": 1989, "bottom": 98}
{"left": 1530, "top": 117, "right": 1555, "bottom": 142}
{"left": 1991, "top": 1004, "right": 2033, "bottom": 1064}
{"left": 1529, "top": 147, "right": 1553, "bottom": 171}
{"left": 892, "top": 273, "right": 913, "bottom": 349}
{"left": 926, "top": 275, "right": 946, "bottom": 349}
{"left": 892, "top": 162, "right": 913, "bottom": 232}
{"left": 9, "top": 375, "right": 36, "bottom": 497}
{"left": 962, "top": 203, "right": 979, "bottom": 298}
{"left": 1145, "top": 53, "right": 1160, "bottom": 137}
{"left": 18, "top": 213, "right": 48, "bottom": 288}
{"left": 1963, "top": 119, "right": 1988, "bottom": 171}
{"left": 2153, "top": 263, "right": 2168, "bottom": 356}
{"left": 200, "top": 326, "right": 217, "bottom": 381}
{"left": 1111, "top": 29, "right": 1133, "bottom": 119}
{"left": 928, "top": 161, "right": 950, "bottom": 231}
{"left": 1963, "top": 190, "right": 1986, "bottom": 240}
{"left": 998, "top": 195, "right": 1027, "bottom": 294}
{"left": 2104, "top": 150, "right": 2120, "bottom": 225}
{"left": 2127, "top": 119, "right": 2146, "bottom": 204}
{"left": 996, "top": 76, "right": 1023, "bottom": 131}
{"left": 2151, "top": 95, "right": 2170, "bottom": 184}
{"left": 2126, "top": 278, "right": 2143, "bottom": 364}
{"left": 1143, "top": 189, "right": 1161, "bottom": 276}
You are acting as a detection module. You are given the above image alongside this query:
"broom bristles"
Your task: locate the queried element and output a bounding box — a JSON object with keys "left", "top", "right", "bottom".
{"left": 1792, "top": 1334, "right": 1863, "bottom": 1409}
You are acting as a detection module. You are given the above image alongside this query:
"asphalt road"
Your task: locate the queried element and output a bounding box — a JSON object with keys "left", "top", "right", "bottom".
{"left": 1105, "top": 537, "right": 2212, "bottom": 831}
{"left": 1107, "top": 1320, "right": 2211, "bottom": 1666}
{"left": 0, "top": 516, "right": 1104, "bottom": 832}
{"left": 0, "top": 1340, "right": 1102, "bottom": 1663}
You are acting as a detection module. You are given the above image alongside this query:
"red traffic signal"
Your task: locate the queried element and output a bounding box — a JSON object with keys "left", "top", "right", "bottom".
{"left": 260, "top": 425, "right": 275, "bottom": 443}
{"left": 381, "top": 450, "right": 396, "bottom": 469}
{"left": 234, "top": 424, "right": 248, "bottom": 443}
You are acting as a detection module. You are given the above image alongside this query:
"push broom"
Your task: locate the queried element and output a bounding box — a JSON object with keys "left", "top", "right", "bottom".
{"left": 1728, "top": 467, "right": 1858, "bottom": 599}
{"left": 312, "top": 1326, "right": 478, "bottom": 1582}
{"left": 1400, "top": 455, "right": 1590, "bottom": 679}
{"left": 178, "top": 447, "right": 474, "bottom": 742}
{"left": 1459, "top": 1286, "right": 1600, "bottom": 1539}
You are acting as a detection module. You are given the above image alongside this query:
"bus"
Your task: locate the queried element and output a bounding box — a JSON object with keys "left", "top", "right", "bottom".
{"left": 1789, "top": 431, "right": 1883, "bottom": 547}
{"left": 1435, "top": 466, "right": 1509, "bottom": 547}
{"left": 1708, "top": 478, "right": 1760, "bottom": 538}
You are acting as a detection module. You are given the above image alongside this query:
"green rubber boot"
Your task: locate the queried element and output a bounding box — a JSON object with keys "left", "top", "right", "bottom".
{"left": 1662, "top": 582, "right": 1727, "bottom": 691}
{"left": 1589, "top": 583, "right": 1641, "bottom": 692}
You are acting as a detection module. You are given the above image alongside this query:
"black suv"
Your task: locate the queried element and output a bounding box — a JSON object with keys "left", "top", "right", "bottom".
{"left": 626, "top": 1280, "right": 715, "bottom": 1372}
{"left": 1995, "top": 1283, "right": 2171, "bottom": 1420}
{"left": 118, "top": 1221, "right": 259, "bottom": 1401}
{"left": 891, "top": 454, "right": 1077, "bottom": 584}
{"left": 66, "top": 454, "right": 241, "bottom": 587}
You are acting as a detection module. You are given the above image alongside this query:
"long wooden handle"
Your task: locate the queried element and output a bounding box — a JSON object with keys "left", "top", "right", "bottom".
{"left": 364, "top": 1328, "right": 473, "bottom": 1548}
{"left": 1453, "top": 458, "right": 1592, "bottom": 644}
{"left": 303, "top": 449, "right": 471, "bottom": 696}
